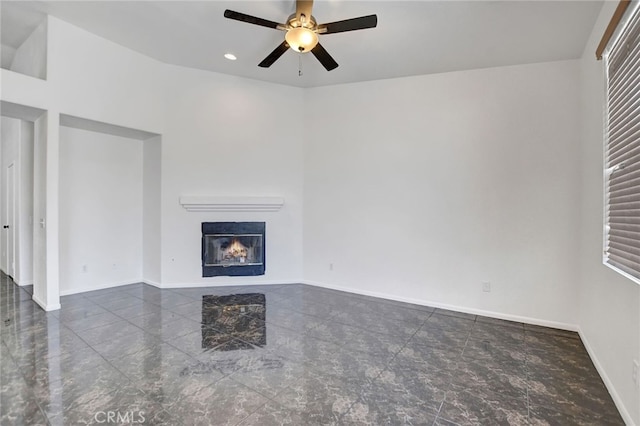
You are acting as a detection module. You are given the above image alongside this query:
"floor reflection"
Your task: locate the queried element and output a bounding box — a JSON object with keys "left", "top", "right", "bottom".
{"left": 201, "top": 293, "right": 266, "bottom": 351}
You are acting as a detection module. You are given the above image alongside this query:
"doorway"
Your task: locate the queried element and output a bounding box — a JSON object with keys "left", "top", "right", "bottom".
{"left": 5, "top": 163, "right": 15, "bottom": 279}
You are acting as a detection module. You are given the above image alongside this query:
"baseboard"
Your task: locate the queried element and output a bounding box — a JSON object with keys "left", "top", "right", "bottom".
{"left": 152, "top": 279, "right": 303, "bottom": 289}
{"left": 31, "top": 293, "right": 61, "bottom": 311}
{"left": 578, "top": 327, "right": 636, "bottom": 426}
{"left": 301, "top": 279, "right": 578, "bottom": 332}
{"left": 60, "top": 278, "right": 304, "bottom": 294}
{"left": 143, "top": 279, "right": 161, "bottom": 288}
{"left": 59, "top": 276, "right": 575, "bottom": 331}
{"left": 0, "top": 273, "right": 34, "bottom": 287}
{"left": 59, "top": 279, "right": 144, "bottom": 296}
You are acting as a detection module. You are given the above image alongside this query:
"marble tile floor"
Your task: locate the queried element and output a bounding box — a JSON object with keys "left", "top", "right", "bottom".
{"left": 0, "top": 272, "right": 624, "bottom": 425}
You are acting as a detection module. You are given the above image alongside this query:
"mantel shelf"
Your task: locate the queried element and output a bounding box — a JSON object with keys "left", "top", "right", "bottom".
{"left": 179, "top": 196, "right": 284, "bottom": 212}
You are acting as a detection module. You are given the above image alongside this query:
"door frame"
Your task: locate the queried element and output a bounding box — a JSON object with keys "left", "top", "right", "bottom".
{"left": 5, "top": 162, "right": 16, "bottom": 279}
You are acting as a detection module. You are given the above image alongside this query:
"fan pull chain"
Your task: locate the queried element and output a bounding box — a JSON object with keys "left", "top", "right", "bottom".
{"left": 298, "top": 54, "right": 303, "bottom": 77}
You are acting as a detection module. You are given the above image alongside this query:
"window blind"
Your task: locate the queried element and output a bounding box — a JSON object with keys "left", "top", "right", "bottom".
{"left": 605, "top": 4, "right": 640, "bottom": 281}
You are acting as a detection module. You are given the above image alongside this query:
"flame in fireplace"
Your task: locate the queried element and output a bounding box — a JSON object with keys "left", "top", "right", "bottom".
{"left": 224, "top": 238, "right": 248, "bottom": 260}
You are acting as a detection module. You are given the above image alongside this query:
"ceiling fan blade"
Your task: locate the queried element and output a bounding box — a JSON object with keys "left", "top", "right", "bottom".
{"left": 311, "top": 43, "right": 338, "bottom": 71}
{"left": 258, "top": 41, "right": 290, "bottom": 68}
{"left": 318, "top": 15, "right": 378, "bottom": 34}
{"left": 224, "top": 10, "right": 283, "bottom": 30}
{"left": 296, "top": 0, "right": 314, "bottom": 23}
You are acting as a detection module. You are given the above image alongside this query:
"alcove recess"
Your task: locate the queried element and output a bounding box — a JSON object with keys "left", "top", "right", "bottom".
{"left": 1, "top": 16, "right": 47, "bottom": 80}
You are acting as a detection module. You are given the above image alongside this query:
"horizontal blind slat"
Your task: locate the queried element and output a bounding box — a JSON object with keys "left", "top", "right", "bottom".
{"left": 608, "top": 104, "right": 640, "bottom": 142}
{"left": 608, "top": 210, "right": 640, "bottom": 222}
{"left": 608, "top": 245, "right": 640, "bottom": 261}
{"left": 608, "top": 200, "right": 640, "bottom": 211}
{"left": 610, "top": 164, "right": 640, "bottom": 183}
{"left": 609, "top": 45, "right": 640, "bottom": 89}
{"left": 609, "top": 184, "right": 640, "bottom": 199}
{"left": 609, "top": 174, "right": 640, "bottom": 192}
{"left": 608, "top": 222, "right": 640, "bottom": 232}
{"left": 608, "top": 142, "right": 640, "bottom": 165}
{"left": 609, "top": 72, "right": 640, "bottom": 105}
{"left": 606, "top": 258, "right": 640, "bottom": 280}
{"left": 609, "top": 229, "right": 640, "bottom": 240}
{"left": 609, "top": 63, "right": 640, "bottom": 104}
{"left": 608, "top": 210, "right": 640, "bottom": 219}
{"left": 608, "top": 93, "right": 640, "bottom": 129}
{"left": 609, "top": 234, "right": 640, "bottom": 249}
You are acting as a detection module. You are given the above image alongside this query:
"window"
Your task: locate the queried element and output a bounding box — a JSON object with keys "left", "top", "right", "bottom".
{"left": 604, "top": 3, "right": 640, "bottom": 282}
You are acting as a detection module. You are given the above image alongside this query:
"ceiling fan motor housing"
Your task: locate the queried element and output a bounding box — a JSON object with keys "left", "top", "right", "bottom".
{"left": 287, "top": 13, "right": 317, "bottom": 29}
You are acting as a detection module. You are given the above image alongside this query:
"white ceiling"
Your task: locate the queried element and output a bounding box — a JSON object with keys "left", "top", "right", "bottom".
{"left": 1, "top": 0, "right": 603, "bottom": 88}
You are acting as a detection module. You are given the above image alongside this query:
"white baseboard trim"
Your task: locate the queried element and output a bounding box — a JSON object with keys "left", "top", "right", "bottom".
{"left": 151, "top": 280, "right": 303, "bottom": 289}
{"left": 16, "top": 279, "right": 34, "bottom": 287}
{"left": 578, "top": 327, "right": 635, "bottom": 426}
{"left": 143, "top": 279, "right": 161, "bottom": 288}
{"left": 301, "top": 279, "right": 578, "bottom": 332}
{"left": 56, "top": 276, "right": 577, "bottom": 330}
{"left": 32, "top": 294, "right": 61, "bottom": 311}
{"left": 60, "top": 279, "right": 305, "bottom": 294}
{"left": 59, "top": 279, "right": 144, "bottom": 296}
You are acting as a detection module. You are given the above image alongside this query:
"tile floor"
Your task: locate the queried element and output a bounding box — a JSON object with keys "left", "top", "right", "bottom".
{"left": 0, "top": 272, "right": 624, "bottom": 425}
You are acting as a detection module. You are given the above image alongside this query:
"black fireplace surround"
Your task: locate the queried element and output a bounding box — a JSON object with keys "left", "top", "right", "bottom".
{"left": 201, "top": 222, "right": 265, "bottom": 277}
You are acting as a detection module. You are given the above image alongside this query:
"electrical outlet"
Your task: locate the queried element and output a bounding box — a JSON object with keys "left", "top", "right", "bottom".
{"left": 82, "top": 264, "right": 88, "bottom": 273}
{"left": 329, "top": 263, "right": 334, "bottom": 271}
{"left": 482, "top": 282, "right": 491, "bottom": 292}
{"left": 633, "top": 360, "right": 639, "bottom": 389}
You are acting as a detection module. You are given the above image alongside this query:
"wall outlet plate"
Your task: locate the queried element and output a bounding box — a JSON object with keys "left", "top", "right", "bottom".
{"left": 482, "top": 282, "right": 491, "bottom": 292}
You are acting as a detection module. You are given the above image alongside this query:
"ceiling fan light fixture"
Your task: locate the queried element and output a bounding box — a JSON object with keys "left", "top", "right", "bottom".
{"left": 285, "top": 27, "right": 318, "bottom": 52}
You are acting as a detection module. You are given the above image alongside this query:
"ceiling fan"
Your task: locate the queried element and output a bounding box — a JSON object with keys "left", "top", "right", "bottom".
{"left": 223, "top": 0, "right": 377, "bottom": 71}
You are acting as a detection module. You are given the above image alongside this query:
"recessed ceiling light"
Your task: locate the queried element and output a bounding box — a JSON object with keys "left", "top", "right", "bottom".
{"left": 224, "top": 53, "right": 237, "bottom": 61}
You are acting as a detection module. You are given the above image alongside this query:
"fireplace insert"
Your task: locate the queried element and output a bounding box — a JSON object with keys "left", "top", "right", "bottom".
{"left": 201, "top": 222, "right": 265, "bottom": 277}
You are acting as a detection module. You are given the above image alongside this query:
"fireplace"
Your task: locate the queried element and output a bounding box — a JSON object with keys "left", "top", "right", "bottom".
{"left": 201, "top": 222, "right": 265, "bottom": 277}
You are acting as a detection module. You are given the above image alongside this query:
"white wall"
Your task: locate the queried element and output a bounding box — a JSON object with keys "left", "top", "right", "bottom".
{"left": 45, "top": 18, "right": 305, "bottom": 289}
{"left": 10, "top": 20, "right": 47, "bottom": 80}
{"left": 578, "top": 2, "right": 640, "bottom": 424}
{"left": 304, "top": 60, "right": 582, "bottom": 327}
{"left": 32, "top": 112, "right": 48, "bottom": 306}
{"left": 47, "top": 16, "right": 164, "bottom": 135}
{"left": 18, "top": 120, "right": 33, "bottom": 286}
{"left": 159, "top": 66, "right": 305, "bottom": 286}
{"left": 143, "top": 136, "right": 161, "bottom": 285}
{"left": 59, "top": 126, "right": 143, "bottom": 294}
{"left": 1, "top": 44, "right": 17, "bottom": 70}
